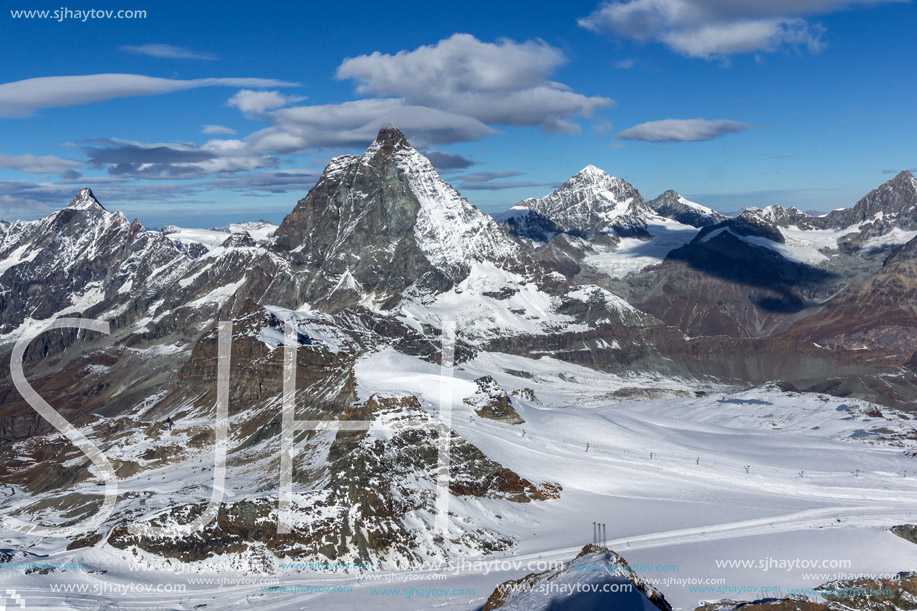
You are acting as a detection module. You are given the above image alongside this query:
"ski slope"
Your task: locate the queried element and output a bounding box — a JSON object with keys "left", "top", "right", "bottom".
{"left": 2, "top": 350, "right": 917, "bottom": 610}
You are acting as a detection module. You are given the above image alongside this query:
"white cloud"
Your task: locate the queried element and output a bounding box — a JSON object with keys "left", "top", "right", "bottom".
{"left": 82, "top": 137, "right": 277, "bottom": 179}
{"left": 209, "top": 169, "right": 322, "bottom": 194}
{"left": 247, "top": 99, "right": 499, "bottom": 153}
{"left": 456, "top": 171, "right": 558, "bottom": 191}
{"left": 420, "top": 148, "right": 477, "bottom": 170}
{"left": 335, "top": 34, "right": 612, "bottom": 131}
{"left": 0, "top": 153, "right": 81, "bottom": 175}
{"left": 0, "top": 74, "right": 299, "bottom": 117}
{"left": 202, "top": 124, "right": 236, "bottom": 135}
{"left": 121, "top": 43, "right": 217, "bottom": 61}
{"left": 338, "top": 33, "right": 566, "bottom": 99}
{"left": 616, "top": 118, "right": 756, "bottom": 141}
{"left": 0, "top": 179, "right": 212, "bottom": 221}
{"left": 579, "top": 0, "right": 902, "bottom": 58}
{"left": 227, "top": 90, "right": 306, "bottom": 114}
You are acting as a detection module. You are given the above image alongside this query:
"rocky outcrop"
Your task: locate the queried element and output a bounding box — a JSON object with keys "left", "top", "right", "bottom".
{"left": 110, "top": 393, "right": 558, "bottom": 565}
{"left": 891, "top": 524, "right": 917, "bottom": 545}
{"left": 465, "top": 376, "right": 525, "bottom": 424}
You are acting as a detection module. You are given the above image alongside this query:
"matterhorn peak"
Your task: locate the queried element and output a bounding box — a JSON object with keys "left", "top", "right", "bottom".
{"left": 68, "top": 187, "right": 106, "bottom": 211}
{"left": 366, "top": 123, "right": 412, "bottom": 157}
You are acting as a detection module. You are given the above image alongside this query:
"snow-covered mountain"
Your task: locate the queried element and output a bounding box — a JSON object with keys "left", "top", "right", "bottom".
{"left": 0, "top": 188, "right": 186, "bottom": 335}
{"left": 1, "top": 128, "right": 917, "bottom": 611}
{"left": 273, "top": 126, "right": 535, "bottom": 311}
{"left": 499, "top": 168, "right": 712, "bottom": 280}
{"left": 648, "top": 189, "right": 725, "bottom": 228}
{"left": 162, "top": 220, "right": 277, "bottom": 258}
{"left": 507, "top": 165, "right": 654, "bottom": 241}
{"left": 617, "top": 170, "right": 917, "bottom": 342}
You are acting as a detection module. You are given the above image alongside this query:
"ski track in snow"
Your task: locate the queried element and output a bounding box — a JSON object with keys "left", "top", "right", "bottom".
{"left": 4, "top": 351, "right": 917, "bottom": 610}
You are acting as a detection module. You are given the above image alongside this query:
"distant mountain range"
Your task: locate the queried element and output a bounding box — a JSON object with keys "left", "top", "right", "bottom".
{"left": 1, "top": 126, "right": 915, "bottom": 579}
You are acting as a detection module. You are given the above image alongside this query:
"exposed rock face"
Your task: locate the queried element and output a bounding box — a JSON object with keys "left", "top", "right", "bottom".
{"left": 110, "top": 393, "right": 557, "bottom": 565}
{"left": 737, "top": 171, "right": 917, "bottom": 251}
{"left": 499, "top": 207, "right": 565, "bottom": 245}
{"left": 531, "top": 233, "right": 597, "bottom": 279}
{"left": 891, "top": 524, "right": 917, "bottom": 545}
{"left": 273, "top": 126, "right": 535, "bottom": 311}
{"left": 822, "top": 170, "right": 917, "bottom": 230}
{"left": 514, "top": 165, "right": 653, "bottom": 239}
{"left": 627, "top": 227, "right": 835, "bottom": 338}
{"left": 696, "top": 572, "right": 917, "bottom": 611}
{"left": 479, "top": 323, "right": 915, "bottom": 408}
{"left": 465, "top": 376, "right": 525, "bottom": 424}
{"left": 782, "top": 234, "right": 917, "bottom": 360}
{"left": 819, "top": 572, "right": 917, "bottom": 611}
{"left": 610, "top": 387, "right": 692, "bottom": 400}
{"left": 649, "top": 190, "right": 725, "bottom": 228}
{"left": 558, "top": 284, "right": 656, "bottom": 328}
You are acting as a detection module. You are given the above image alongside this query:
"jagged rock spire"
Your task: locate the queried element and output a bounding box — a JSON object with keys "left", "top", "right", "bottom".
{"left": 68, "top": 187, "right": 106, "bottom": 211}
{"left": 367, "top": 123, "right": 412, "bottom": 157}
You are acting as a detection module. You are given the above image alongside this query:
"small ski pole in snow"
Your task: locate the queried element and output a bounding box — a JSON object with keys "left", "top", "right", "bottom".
{"left": 586, "top": 443, "right": 589, "bottom": 452}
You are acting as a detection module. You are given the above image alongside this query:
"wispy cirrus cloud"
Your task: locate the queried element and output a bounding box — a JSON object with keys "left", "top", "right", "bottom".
{"left": 209, "top": 169, "right": 321, "bottom": 194}
{"left": 0, "top": 153, "right": 82, "bottom": 175}
{"left": 232, "top": 34, "right": 613, "bottom": 159}
{"left": 246, "top": 99, "right": 499, "bottom": 152}
{"left": 456, "top": 171, "right": 559, "bottom": 191}
{"left": 121, "top": 43, "right": 217, "bottom": 61}
{"left": 0, "top": 179, "right": 204, "bottom": 221}
{"left": 579, "top": 0, "right": 904, "bottom": 58}
{"left": 227, "top": 90, "right": 307, "bottom": 114}
{"left": 420, "top": 149, "right": 478, "bottom": 171}
{"left": 882, "top": 168, "right": 917, "bottom": 174}
{"left": 616, "top": 118, "right": 756, "bottom": 142}
{"left": 202, "top": 124, "right": 237, "bottom": 135}
{"left": 82, "top": 137, "right": 277, "bottom": 179}
{"left": 0, "top": 74, "right": 299, "bottom": 117}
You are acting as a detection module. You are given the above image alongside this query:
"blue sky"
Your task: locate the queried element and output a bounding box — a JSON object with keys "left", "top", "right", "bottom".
{"left": 0, "top": 0, "right": 914, "bottom": 228}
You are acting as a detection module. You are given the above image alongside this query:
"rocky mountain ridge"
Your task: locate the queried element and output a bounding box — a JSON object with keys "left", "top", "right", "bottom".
{"left": 0, "top": 127, "right": 915, "bottom": 579}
